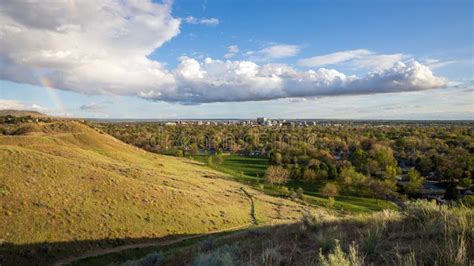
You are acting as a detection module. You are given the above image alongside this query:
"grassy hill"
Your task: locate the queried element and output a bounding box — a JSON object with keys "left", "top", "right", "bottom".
{"left": 0, "top": 109, "right": 48, "bottom": 117}
{"left": 0, "top": 121, "right": 310, "bottom": 264}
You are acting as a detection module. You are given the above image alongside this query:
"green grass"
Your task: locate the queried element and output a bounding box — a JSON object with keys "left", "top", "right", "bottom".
{"left": 191, "top": 154, "right": 397, "bottom": 213}
{"left": 192, "top": 155, "right": 267, "bottom": 183}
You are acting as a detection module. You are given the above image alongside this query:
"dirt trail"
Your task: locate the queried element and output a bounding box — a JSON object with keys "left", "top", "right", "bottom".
{"left": 240, "top": 187, "right": 257, "bottom": 225}
{"left": 54, "top": 223, "right": 251, "bottom": 266}
{"left": 55, "top": 188, "right": 258, "bottom": 265}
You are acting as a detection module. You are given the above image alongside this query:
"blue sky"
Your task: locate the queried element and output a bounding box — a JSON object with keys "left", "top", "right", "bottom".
{"left": 0, "top": 0, "right": 472, "bottom": 119}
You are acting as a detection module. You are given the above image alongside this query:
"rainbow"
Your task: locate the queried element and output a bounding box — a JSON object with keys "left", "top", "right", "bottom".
{"left": 38, "top": 76, "right": 67, "bottom": 115}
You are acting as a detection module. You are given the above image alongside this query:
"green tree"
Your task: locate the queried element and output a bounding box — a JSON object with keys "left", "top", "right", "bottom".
{"left": 405, "top": 169, "right": 424, "bottom": 194}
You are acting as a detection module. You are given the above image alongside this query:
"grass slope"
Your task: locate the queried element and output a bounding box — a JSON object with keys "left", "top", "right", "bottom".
{"left": 136, "top": 201, "right": 474, "bottom": 265}
{"left": 0, "top": 121, "right": 310, "bottom": 265}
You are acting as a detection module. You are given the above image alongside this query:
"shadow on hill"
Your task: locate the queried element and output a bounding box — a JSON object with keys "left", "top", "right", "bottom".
{"left": 0, "top": 225, "right": 282, "bottom": 266}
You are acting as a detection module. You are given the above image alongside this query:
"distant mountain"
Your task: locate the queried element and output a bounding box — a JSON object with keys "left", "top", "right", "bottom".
{"left": 0, "top": 109, "right": 48, "bottom": 117}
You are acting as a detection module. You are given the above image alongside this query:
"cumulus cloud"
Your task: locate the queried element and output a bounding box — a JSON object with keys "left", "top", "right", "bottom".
{"left": 0, "top": 0, "right": 180, "bottom": 95}
{"left": 298, "top": 49, "right": 406, "bottom": 71}
{"left": 0, "top": 1, "right": 448, "bottom": 104}
{"left": 153, "top": 58, "right": 447, "bottom": 103}
{"left": 247, "top": 44, "right": 300, "bottom": 61}
{"left": 0, "top": 99, "right": 46, "bottom": 111}
{"left": 184, "top": 16, "right": 219, "bottom": 26}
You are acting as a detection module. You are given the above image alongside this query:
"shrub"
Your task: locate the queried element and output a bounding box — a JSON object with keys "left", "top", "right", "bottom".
{"left": 207, "top": 156, "right": 213, "bottom": 166}
{"left": 121, "top": 251, "right": 165, "bottom": 266}
{"left": 461, "top": 195, "right": 474, "bottom": 207}
{"left": 261, "top": 247, "right": 283, "bottom": 266}
{"left": 327, "top": 197, "right": 335, "bottom": 208}
{"left": 193, "top": 244, "right": 239, "bottom": 266}
{"left": 215, "top": 154, "right": 224, "bottom": 164}
{"left": 318, "top": 241, "right": 364, "bottom": 266}
{"left": 403, "top": 200, "right": 449, "bottom": 227}
{"left": 359, "top": 222, "right": 385, "bottom": 257}
{"left": 200, "top": 236, "right": 214, "bottom": 252}
{"left": 296, "top": 187, "right": 304, "bottom": 200}
{"left": 315, "top": 228, "right": 338, "bottom": 252}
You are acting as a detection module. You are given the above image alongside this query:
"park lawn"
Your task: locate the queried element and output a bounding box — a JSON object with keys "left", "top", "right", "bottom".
{"left": 191, "top": 154, "right": 398, "bottom": 213}
{"left": 191, "top": 154, "right": 267, "bottom": 184}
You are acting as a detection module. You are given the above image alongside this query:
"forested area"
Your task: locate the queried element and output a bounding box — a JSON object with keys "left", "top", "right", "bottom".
{"left": 96, "top": 121, "right": 473, "bottom": 200}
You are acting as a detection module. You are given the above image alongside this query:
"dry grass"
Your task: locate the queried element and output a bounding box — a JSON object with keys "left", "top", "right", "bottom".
{"left": 160, "top": 200, "right": 473, "bottom": 265}
{"left": 0, "top": 121, "right": 308, "bottom": 264}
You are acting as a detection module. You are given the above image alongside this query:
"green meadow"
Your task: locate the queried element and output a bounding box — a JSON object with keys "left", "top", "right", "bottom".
{"left": 192, "top": 154, "right": 397, "bottom": 213}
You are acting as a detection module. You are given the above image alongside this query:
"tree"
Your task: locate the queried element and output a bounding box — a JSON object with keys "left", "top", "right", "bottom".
{"left": 460, "top": 177, "right": 472, "bottom": 189}
{"left": 322, "top": 182, "right": 338, "bottom": 198}
{"left": 405, "top": 169, "right": 424, "bottom": 194}
{"left": 349, "top": 149, "right": 368, "bottom": 171}
{"left": 274, "top": 152, "right": 282, "bottom": 165}
{"left": 190, "top": 143, "right": 199, "bottom": 156}
{"left": 368, "top": 179, "right": 395, "bottom": 200}
{"left": 444, "top": 180, "right": 460, "bottom": 200}
{"left": 265, "top": 166, "right": 289, "bottom": 186}
{"left": 337, "top": 166, "right": 367, "bottom": 193}
{"left": 303, "top": 169, "right": 317, "bottom": 182}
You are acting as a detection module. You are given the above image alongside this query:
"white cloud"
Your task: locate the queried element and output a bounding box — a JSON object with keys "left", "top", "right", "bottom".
{"left": 422, "top": 58, "right": 457, "bottom": 69}
{"left": 247, "top": 44, "right": 300, "bottom": 61}
{"left": 0, "top": 1, "right": 448, "bottom": 104}
{"left": 0, "top": 0, "right": 180, "bottom": 95}
{"left": 228, "top": 45, "right": 239, "bottom": 53}
{"left": 298, "top": 49, "right": 371, "bottom": 66}
{"left": 80, "top": 101, "right": 112, "bottom": 111}
{"left": 184, "top": 16, "right": 219, "bottom": 26}
{"left": 298, "top": 49, "right": 406, "bottom": 71}
{"left": 154, "top": 58, "right": 447, "bottom": 103}
{"left": 0, "top": 99, "right": 46, "bottom": 111}
{"left": 224, "top": 45, "right": 239, "bottom": 58}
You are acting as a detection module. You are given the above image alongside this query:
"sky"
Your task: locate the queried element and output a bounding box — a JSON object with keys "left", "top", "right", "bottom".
{"left": 0, "top": 0, "right": 472, "bottom": 119}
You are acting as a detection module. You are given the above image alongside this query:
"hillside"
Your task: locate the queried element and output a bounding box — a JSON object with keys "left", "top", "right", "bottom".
{"left": 0, "top": 109, "right": 48, "bottom": 117}
{"left": 0, "top": 121, "right": 310, "bottom": 265}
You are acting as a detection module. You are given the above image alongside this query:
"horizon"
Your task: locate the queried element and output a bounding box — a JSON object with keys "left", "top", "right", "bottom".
{"left": 4, "top": 109, "right": 474, "bottom": 122}
{"left": 0, "top": 0, "right": 473, "bottom": 119}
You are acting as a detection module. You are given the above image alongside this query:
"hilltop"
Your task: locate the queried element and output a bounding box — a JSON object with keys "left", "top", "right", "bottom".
{"left": 0, "top": 120, "right": 310, "bottom": 265}
{"left": 0, "top": 109, "right": 48, "bottom": 118}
